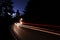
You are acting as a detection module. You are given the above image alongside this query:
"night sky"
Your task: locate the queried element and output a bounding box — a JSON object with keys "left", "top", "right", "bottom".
{"left": 0, "top": 0, "right": 29, "bottom": 15}
{"left": 12, "top": 0, "right": 29, "bottom": 15}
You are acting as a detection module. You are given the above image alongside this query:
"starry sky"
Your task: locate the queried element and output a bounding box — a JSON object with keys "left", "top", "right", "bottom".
{"left": 12, "top": 0, "right": 29, "bottom": 15}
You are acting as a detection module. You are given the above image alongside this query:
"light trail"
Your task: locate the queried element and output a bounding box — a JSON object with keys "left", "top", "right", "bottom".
{"left": 11, "top": 21, "right": 60, "bottom": 40}
{"left": 23, "top": 22, "right": 60, "bottom": 28}
{"left": 19, "top": 18, "right": 23, "bottom": 24}
{"left": 10, "top": 25, "right": 18, "bottom": 40}
{"left": 12, "top": 22, "right": 60, "bottom": 36}
{"left": 21, "top": 25, "right": 60, "bottom": 36}
{"left": 12, "top": 18, "right": 60, "bottom": 37}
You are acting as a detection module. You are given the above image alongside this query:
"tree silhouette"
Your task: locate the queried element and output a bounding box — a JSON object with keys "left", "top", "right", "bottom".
{"left": 1, "top": 0, "right": 14, "bottom": 17}
{"left": 0, "top": 1, "right": 2, "bottom": 16}
{"left": 23, "top": 0, "right": 60, "bottom": 25}
{"left": 0, "top": 6, "right": 2, "bottom": 16}
{"left": 23, "top": 0, "right": 44, "bottom": 23}
{"left": 16, "top": 10, "right": 20, "bottom": 18}
{"left": 0, "top": 0, "right": 15, "bottom": 40}
{"left": 14, "top": 10, "right": 21, "bottom": 22}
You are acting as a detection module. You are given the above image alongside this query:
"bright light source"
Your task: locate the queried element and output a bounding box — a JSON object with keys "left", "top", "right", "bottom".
{"left": 20, "top": 21, "right": 23, "bottom": 24}
{"left": 20, "top": 18, "right": 23, "bottom": 24}
{"left": 20, "top": 18, "right": 23, "bottom": 20}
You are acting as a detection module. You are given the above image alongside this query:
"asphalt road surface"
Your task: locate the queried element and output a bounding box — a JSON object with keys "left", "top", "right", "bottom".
{"left": 10, "top": 23, "right": 60, "bottom": 40}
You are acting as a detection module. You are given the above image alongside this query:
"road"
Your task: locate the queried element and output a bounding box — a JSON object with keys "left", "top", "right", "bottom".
{"left": 10, "top": 22, "right": 60, "bottom": 40}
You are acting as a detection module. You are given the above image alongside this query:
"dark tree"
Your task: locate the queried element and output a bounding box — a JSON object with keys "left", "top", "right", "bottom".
{"left": 1, "top": 0, "right": 14, "bottom": 17}
{"left": 14, "top": 10, "right": 21, "bottom": 22}
{"left": 16, "top": 10, "right": 20, "bottom": 18}
{"left": 0, "top": 0, "right": 15, "bottom": 25}
{"left": 0, "top": 1, "right": 2, "bottom": 16}
{"left": 23, "top": 0, "right": 60, "bottom": 25}
{"left": 0, "top": 6, "right": 2, "bottom": 15}
{"left": 0, "top": 0, "right": 15, "bottom": 40}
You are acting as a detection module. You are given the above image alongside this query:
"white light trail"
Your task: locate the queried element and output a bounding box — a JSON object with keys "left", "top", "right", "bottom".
{"left": 19, "top": 18, "right": 23, "bottom": 24}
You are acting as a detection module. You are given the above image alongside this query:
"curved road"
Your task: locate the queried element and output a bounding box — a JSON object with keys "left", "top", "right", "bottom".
{"left": 10, "top": 22, "right": 60, "bottom": 40}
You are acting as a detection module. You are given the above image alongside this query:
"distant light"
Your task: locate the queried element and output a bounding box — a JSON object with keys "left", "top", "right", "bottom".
{"left": 20, "top": 18, "right": 23, "bottom": 24}
{"left": 13, "top": 13, "right": 15, "bottom": 16}
{"left": 21, "top": 18, "right": 23, "bottom": 20}
{"left": 12, "top": 13, "right": 16, "bottom": 18}
{"left": 20, "top": 21, "right": 23, "bottom": 24}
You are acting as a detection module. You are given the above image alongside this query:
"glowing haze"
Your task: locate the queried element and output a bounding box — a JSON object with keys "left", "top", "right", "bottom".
{"left": 12, "top": 0, "right": 29, "bottom": 15}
